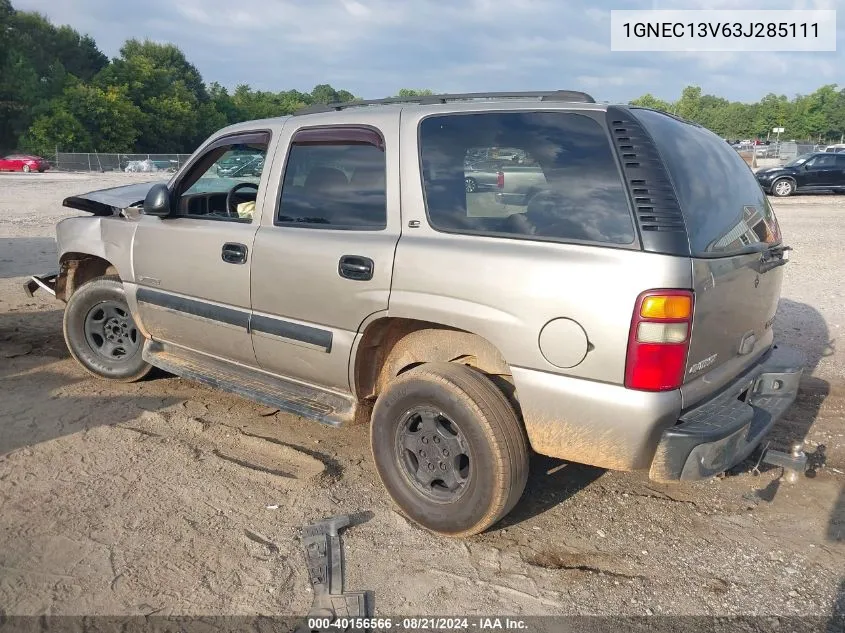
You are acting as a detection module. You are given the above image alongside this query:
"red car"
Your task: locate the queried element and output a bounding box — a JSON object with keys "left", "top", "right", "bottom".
{"left": 0, "top": 154, "right": 50, "bottom": 173}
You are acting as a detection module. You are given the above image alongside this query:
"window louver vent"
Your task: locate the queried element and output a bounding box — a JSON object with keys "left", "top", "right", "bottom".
{"left": 607, "top": 108, "right": 686, "bottom": 236}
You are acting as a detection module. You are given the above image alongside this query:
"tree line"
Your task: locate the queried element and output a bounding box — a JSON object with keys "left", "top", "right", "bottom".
{"left": 1, "top": 0, "right": 843, "bottom": 157}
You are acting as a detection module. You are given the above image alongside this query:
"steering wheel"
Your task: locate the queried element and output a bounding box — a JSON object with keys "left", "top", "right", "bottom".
{"left": 226, "top": 182, "right": 259, "bottom": 217}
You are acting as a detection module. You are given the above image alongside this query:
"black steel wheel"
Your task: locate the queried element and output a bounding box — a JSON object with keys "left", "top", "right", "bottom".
{"left": 371, "top": 362, "right": 529, "bottom": 537}
{"left": 395, "top": 407, "right": 472, "bottom": 502}
{"left": 63, "top": 275, "right": 152, "bottom": 382}
{"left": 83, "top": 300, "right": 141, "bottom": 361}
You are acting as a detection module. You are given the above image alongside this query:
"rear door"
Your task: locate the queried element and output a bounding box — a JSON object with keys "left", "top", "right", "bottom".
{"left": 249, "top": 116, "right": 401, "bottom": 392}
{"left": 632, "top": 110, "right": 787, "bottom": 399}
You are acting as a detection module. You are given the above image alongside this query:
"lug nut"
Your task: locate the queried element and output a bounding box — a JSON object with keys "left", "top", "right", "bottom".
{"left": 443, "top": 449, "right": 449, "bottom": 457}
{"left": 420, "top": 450, "right": 426, "bottom": 457}
{"left": 440, "top": 463, "right": 447, "bottom": 471}
{"left": 427, "top": 463, "right": 434, "bottom": 471}
{"left": 433, "top": 436, "right": 440, "bottom": 444}
{"left": 421, "top": 437, "right": 428, "bottom": 444}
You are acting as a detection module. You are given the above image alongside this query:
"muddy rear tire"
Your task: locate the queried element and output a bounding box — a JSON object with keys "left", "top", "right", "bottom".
{"left": 370, "top": 362, "right": 529, "bottom": 537}
{"left": 63, "top": 275, "right": 152, "bottom": 382}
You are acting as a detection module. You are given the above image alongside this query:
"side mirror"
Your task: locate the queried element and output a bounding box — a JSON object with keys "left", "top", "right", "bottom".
{"left": 143, "top": 183, "right": 172, "bottom": 217}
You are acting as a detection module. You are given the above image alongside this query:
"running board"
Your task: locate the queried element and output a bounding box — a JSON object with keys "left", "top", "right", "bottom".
{"left": 143, "top": 342, "right": 360, "bottom": 427}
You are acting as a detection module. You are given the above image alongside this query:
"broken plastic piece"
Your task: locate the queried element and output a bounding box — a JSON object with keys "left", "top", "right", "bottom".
{"left": 295, "top": 514, "right": 370, "bottom": 633}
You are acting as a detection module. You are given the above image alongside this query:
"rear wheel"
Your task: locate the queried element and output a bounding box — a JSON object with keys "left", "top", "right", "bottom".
{"left": 370, "top": 362, "right": 529, "bottom": 537}
{"left": 464, "top": 177, "right": 478, "bottom": 193}
{"left": 63, "top": 275, "right": 152, "bottom": 382}
{"left": 22, "top": 164, "right": 30, "bottom": 173}
{"left": 772, "top": 177, "right": 794, "bottom": 197}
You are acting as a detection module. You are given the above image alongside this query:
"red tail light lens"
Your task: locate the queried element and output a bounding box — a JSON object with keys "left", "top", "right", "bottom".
{"left": 624, "top": 289, "right": 694, "bottom": 392}
{"left": 496, "top": 171, "right": 504, "bottom": 189}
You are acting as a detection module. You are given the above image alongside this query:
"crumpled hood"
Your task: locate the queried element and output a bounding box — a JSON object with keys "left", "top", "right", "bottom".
{"left": 62, "top": 180, "right": 167, "bottom": 216}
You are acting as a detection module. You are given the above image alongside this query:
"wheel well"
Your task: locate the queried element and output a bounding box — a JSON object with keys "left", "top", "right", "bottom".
{"left": 353, "top": 318, "right": 517, "bottom": 405}
{"left": 56, "top": 253, "right": 118, "bottom": 301}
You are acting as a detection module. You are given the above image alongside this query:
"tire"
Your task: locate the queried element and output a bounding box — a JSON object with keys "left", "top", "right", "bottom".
{"left": 772, "top": 177, "right": 794, "bottom": 197}
{"left": 63, "top": 275, "right": 152, "bottom": 382}
{"left": 464, "top": 177, "right": 478, "bottom": 194}
{"left": 22, "top": 164, "right": 31, "bottom": 173}
{"left": 370, "top": 362, "right": 529, "bottom": 537}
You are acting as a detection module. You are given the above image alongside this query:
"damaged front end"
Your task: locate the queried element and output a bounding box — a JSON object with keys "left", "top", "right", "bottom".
{"left": 23, "top": 180, "right": 163, "bottom": 301}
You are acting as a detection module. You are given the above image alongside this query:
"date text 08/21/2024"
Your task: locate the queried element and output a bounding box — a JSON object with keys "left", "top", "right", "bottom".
{"left": 307, "top": 617, "right": 529, "bottom": 630}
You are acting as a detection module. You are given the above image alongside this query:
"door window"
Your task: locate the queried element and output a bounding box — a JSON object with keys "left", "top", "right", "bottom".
{"left": 173, "top": 133, "right": 270, "bottom": 222}
{"left": 419, "top": 111, "right": 635, "bottom": 245}
{"left": 277, "top": 126, "right": 386, "bottom": 230}
{"left": 806, "top": 154, "right": 836, "bottom": 168}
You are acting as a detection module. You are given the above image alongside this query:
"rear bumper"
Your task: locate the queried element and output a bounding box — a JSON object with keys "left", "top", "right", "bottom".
{"left": 649, "top": 344, "right": 804, "bottom": 481}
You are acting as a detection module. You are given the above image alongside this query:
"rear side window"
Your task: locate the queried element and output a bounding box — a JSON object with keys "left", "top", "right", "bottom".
{"left": 632, "top": 109, "right": 781, "bottom": 256}
{"left": 277, "top": 127, "right": 386, "bottom": 230}
{"left": 419, "top": 112, "right": 635, "bottom": 245}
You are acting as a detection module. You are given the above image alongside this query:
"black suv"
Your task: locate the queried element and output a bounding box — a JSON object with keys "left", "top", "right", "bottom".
{"left": 756, "top": 152, "right": 845, "bottom": 197}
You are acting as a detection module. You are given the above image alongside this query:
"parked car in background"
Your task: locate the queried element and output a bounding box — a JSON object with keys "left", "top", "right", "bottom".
{"left": 755, "top": 152, "right": 845, "bottom": 197}
{"left": 824, "top": 144, "right": 845, "bottom": 154}
{"left": 0, "top": 154, "right": 50, "bottom": 173}
{"left": 464, "top": 158, "right": 546, "bottom": 202}
{"left": 217, "top": 153, "right": 264, "bottom": 177}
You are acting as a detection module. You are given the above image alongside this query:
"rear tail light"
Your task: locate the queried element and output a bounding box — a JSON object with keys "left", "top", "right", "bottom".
{"left": 496, "top": 171, "right": 504, "bottom": 189}
{"left": 624, "top": 289, "right": 694, "bottom": 392}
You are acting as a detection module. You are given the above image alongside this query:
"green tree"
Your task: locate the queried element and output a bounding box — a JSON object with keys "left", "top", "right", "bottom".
{"left": 21, "top": 107, "right": 91, "bottom": 155}
{"left": 397, "top": 88, "right": 435, "bottom": 97}
{"left": 628, "top": 93, "right": 672, "bottom": 112}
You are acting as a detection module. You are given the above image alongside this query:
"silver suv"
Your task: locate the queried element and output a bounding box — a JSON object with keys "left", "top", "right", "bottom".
{"left": 27, "top": 91, "right": 804, "bottom": 537}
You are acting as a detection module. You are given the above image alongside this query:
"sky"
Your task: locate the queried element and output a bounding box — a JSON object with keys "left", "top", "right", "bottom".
{"left": 13, "top": 0, "right": 845, "bottom": 103}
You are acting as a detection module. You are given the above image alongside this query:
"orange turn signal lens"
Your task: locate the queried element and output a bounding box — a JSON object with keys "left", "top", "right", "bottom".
{"left": 640, "top": 295, "right": 692, "bottom": 320}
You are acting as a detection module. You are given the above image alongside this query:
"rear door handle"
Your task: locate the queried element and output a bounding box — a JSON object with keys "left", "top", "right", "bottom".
{"left": 221, "top": 242, "right": 248, "bottom": 264}
{"left": 338, "top": 255, "right": 374, "bottom": 281}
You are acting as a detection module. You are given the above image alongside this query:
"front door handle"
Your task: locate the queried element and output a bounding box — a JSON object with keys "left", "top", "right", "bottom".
{"left": 222, "top": 242, "right": 248, "bottom": 264}
{"left": 338, "top": 255, "right": 374, "bottom": 281}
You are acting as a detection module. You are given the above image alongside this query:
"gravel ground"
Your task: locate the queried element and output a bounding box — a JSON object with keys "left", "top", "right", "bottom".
{"left": 0, "top": 172, "right": 842, "bottom": 625}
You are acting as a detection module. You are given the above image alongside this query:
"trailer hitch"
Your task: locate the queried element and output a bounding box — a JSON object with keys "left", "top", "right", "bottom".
{"left": 759, "top": 442, "right": 808, "bottom": 483}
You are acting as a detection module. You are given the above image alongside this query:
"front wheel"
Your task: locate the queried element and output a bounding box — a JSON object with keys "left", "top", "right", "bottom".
{"left": 63, "top": 276, "right": 152, "bottom": 382}
{"left": 370, "top": 362, "right": 529, "bottom": 537}
{"left": 772, "top": 178, "right": 794, "bottom": 197}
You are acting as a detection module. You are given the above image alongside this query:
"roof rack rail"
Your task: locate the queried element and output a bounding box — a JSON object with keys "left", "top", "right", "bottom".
{"left": 293, "top": 90, "right": 596, "bottom": 116}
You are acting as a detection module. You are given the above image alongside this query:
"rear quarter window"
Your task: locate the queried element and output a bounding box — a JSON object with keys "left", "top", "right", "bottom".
{"left": 631, "top": 109, "right": 781, "bottom": 256}
{"left": 419, "top": 111, "right": 636, "bottom": 246}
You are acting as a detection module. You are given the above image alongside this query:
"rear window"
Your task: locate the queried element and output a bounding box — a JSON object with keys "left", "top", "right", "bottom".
{"left": 419, "top": 112, "right": 636, "bottom": 245}
{"left": 632, "top": 109, "right": 781, "bottom": 256}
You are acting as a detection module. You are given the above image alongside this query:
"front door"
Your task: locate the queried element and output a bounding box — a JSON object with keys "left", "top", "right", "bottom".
{"left": 130, "top": 130, "right": 274, "bottom": 365}
{"left": 249, "top": 122, "right": 401, "bottom": 391}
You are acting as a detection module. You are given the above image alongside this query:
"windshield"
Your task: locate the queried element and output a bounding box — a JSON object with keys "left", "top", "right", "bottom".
{"left": 785, "top": 153, "right": 814, "bottom": 167}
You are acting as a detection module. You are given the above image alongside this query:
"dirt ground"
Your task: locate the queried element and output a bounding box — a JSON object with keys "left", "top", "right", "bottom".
{"left": 0, "top": 172, "right": 843, "bottom": 622}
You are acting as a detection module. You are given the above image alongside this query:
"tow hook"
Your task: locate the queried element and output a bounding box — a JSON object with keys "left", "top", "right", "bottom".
{"left": 760, "top": 442, "right": 808, "bottom": 483}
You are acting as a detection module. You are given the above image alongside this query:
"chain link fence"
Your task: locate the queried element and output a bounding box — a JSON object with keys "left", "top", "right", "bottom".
{"left": 52, "top": 153, "right": 193, "bottom": 173}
